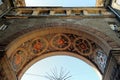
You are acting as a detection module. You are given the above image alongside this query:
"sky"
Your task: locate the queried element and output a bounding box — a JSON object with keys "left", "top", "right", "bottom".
{"left": 21, "top": 55, "right": 101, "bottom": 80}
{"left": 25, "top": 0, "right": 96, "bottom": 7}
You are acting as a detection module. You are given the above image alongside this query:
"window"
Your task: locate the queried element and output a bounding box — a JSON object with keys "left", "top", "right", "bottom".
{"left": 0, "top": 24, "right": 8, "bottom": 31}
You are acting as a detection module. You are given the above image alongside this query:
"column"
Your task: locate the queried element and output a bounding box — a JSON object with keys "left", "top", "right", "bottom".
{"left": 0, "top": 51, "right": 17, "bottom": 80}
{"left": 103, "top": 50, "right": 120, "bottom": 80}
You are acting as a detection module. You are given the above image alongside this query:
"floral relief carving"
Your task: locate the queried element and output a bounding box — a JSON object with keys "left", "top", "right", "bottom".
{"left": 51, "top": 34, "right": 71, "bottom": 50}
{"left": 30, "top": 37, "right": 48, "bottom": 55}
{"left": 74, "top": 37, "right": 92, "bottom": 56}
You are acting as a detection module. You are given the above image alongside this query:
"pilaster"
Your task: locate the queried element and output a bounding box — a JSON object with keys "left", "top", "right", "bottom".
{"left": 0, "top": 52, "right": 17, "bottom": 80}
{"left": 103, "top": 50, "right": 120, "bottom": 80}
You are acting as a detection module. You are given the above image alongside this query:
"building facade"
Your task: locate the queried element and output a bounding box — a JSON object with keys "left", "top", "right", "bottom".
{"left": 0, "top": 0, "right": 120, "bottom": 80}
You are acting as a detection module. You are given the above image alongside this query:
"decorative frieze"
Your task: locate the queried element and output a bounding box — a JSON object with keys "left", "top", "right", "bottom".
{"left": 5, "top": 7, "right": 114, "bottom": 18}
{"left": 9, "top": 33, "right": 107, "bottom": 74}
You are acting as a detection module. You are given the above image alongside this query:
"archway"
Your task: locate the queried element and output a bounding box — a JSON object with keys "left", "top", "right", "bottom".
{"left": 21, "top": 54, "right": 102, "bottom": 80}
{"left": 5, "top": 23, "right": 116, "bottom": 80}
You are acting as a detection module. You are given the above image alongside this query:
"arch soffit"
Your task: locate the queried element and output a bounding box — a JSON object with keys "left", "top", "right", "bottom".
{"left": 6, "top": 23, "right": 119, "bottom": 58}
{"left": 5, "top": 23, "right": 119, "bottom": 79}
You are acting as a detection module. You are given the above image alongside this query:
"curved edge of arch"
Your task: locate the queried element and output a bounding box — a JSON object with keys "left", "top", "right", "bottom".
{"left": 5, "top": 23, "right": 120, "bottom": 58}
{"left": 18, "top": 51, "right": 102, "bottom": 80}
{"left": 4, "top": 23, "right": 114, "bottom": 80}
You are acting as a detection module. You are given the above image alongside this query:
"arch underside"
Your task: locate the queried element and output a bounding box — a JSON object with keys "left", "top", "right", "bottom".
{"left": 5, "top": 24, "right": 117, "bottom": 80}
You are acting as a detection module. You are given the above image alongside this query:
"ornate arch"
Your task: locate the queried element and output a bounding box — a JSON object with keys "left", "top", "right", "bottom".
{"left": 5, "top": 23, "right": 120, "bottom": 80}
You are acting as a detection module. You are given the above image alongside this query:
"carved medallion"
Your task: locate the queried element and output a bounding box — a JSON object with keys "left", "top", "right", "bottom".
{"left": 30, "top": 37, "right": 48, "bottom": 55}
{"left": 12, "top": 48, "right": 27, "bottom": 71}
{"left": 74, "top": 37, "right": 92, "bottom": 56}
{"left": 51, "top": 34, "right": 71, "bottom": 50}
{"left": 9, "top": 32, "right": 108, "bottom": 74}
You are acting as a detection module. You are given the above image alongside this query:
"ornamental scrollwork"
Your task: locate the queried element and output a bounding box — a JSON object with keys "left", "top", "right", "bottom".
{"left": 11, "top": 48, "right": 27, "bottom": 71}
{"left": 51, "top": 34, "right": 71, "bottom": 50}
{"left": 94, "top": 49, "right": 107, "bottom": 73}
{"left": 10, "top": 33, "right": 108, "bottom": 73}
{"left": 73, "top": 37, "right": 92, "bottom": 56}
{"left": 30, "top": 37, "right": 48, "bottom": 55}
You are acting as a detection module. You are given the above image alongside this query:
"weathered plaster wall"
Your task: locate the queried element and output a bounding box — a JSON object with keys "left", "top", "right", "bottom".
{"left": 0, "top": 55, "right": 17, "bottom": 80}
{"left": 0, "top": 0, "right": 11, "bottom": 16}
{"left": 0, "top": 18, "right": 120, "bottom": 46}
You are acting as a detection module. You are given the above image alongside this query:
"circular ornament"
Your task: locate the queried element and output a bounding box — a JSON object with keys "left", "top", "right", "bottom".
{"left": 11, "top": 48, "right": 27, "bottom": 71}
{"left": 30, "top": 37, "right": 48, "bottom": 55}
{"left": 51, "top": 34, "right": 71, "bottom": 50}
{"left": 74, "top": 37, "right": 92, "bottom": 56}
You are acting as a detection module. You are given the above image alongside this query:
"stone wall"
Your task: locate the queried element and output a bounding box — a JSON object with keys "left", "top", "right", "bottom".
{"left": 0, "top": 18, "right": 120, "bottom": 46}
{"left": 0, "top": 54, "right": 17, "bottom": 80}
{"left": 0, "top": 0, "right": 11, "bottom": 17}
{"left": 103, "top": 50, "right": 120, "bottom": 80}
